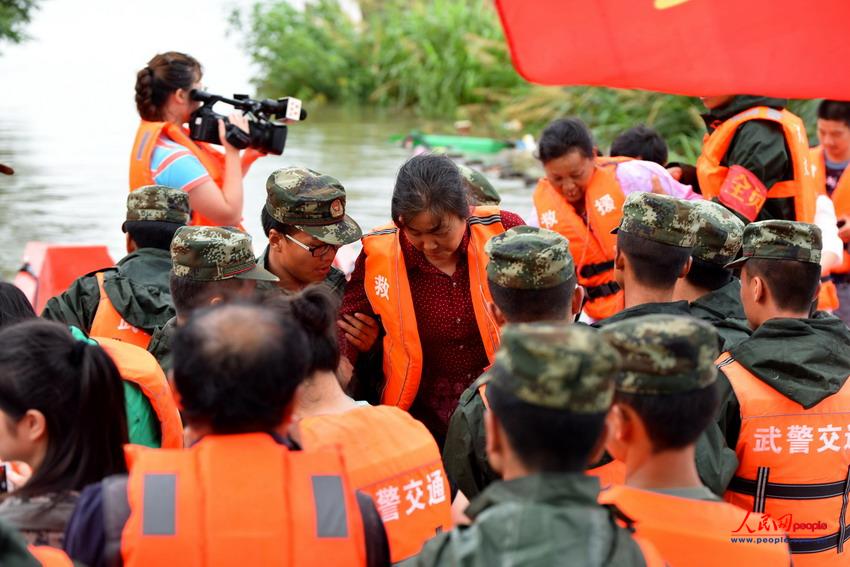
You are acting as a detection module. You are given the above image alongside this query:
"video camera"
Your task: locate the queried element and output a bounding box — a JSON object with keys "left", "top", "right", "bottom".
{"left": 188, "top": 90, "right": 307, "bottom": 155}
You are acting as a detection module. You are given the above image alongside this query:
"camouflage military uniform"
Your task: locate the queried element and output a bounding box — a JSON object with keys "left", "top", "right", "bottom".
{"left": 458, "top": 164, "right": 501, "bottom": 206}
{"left": 412, "top": 323, "right": 657, "bottom": 567}
{"left": 686, "top": 200, "right": 750, "bottom": 349}
{"left": 443, "top": 226, "right": 575, "bottom": 500}
{"left": 147, "top": 226, "right": 278, "bottom": 373}
{"left": 257, "top": 166, "right": 361, "bottom": 297}
{"left": 713, "top": 221, "right": 850, "bottom": 488}
{"left": 43, "top": 186, "right": 189, "bottom": 448}
{"left": 42, "top": 185, "right": 190, "bottom": 335}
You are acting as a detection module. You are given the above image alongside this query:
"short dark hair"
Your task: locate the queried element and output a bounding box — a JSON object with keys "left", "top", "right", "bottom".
{"left": 269, "top": 285, "right": 341, "bottom": 374}
{"left": 615, "top": 382, "right": 720, "bottom": 452}
{"left": 818, "top": 100, "right": 850, "bottom": 128}
{"left": 537, "top": 118, "right": 594, "bottom": 163}
{"left": 172, "top": 302, "right": 310, "bottom": 434}
{"left": 260, "top": 208, "right": 299, "bottom": 238}
{"left": 744, "top": 258, "right": 821, "bottom": 312}
{"left": 684, "top": 257, "right": 733, "bottom": 292}
{"left": 169, "top": 273, "right": 249, "bottom": 316}
{"left": 618, "top": 231, "right": 691, "bottom": 290}
{"left": 487, "top": 384, "right": 606, "bottom": 473}
{"left": 488, "top": 280, "right": 575, "bottom": 323}
{"left": 391, "top": 154, "right": 469, "bottom": 226}
{"left": 0, "top": 282, "right": 36, "bottom": 328}
{"left": 123, "top": 220, "right": 183, "bottom": 251}
{"left": 610, "top": 125, "right": 668, "bottom": 166}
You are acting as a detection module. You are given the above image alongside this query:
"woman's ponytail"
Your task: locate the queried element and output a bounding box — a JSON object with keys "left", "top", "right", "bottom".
{"left": 286, "top": 285, "right": 341, "bottom": 373}
{"left": 134, "top": 51, "right": 202, "bottom": 121}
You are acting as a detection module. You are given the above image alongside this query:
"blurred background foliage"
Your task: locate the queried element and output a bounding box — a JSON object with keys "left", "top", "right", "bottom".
{"left": 231, "top": 0, "right": 821, "bottom": 161}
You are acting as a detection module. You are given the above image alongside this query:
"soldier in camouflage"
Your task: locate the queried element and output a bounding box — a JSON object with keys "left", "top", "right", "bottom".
{"left": 42, "top": 186, "right": 189, "bottom": 447}
{"left": 147, "top": 226, "right": 277, "bottom": 373}
{"left": 599, "top": 315, "right": 792, "bottom": 563}
{"left": 442, "top": 226, "right": 582, "bottom": 505}
{"left": 713, "top": 221, "right": 850, "bottom": 499}
{"left": 411, "top": 322, "right": 660, "bottom": 566}
{"left": 43, "top": 185, "right": 189, "bottom": 339}
{"left": 458, "top": 164, "right": 501, "bottom": 206}
{"left": 258, "top": 166, "right": 362, "bottom": 297}
{"left": 595, "top": 192, "right": 698, "bottom": 327}
{"left": 594, "top": 192, "right": 739, "bottom": 495}
{"left": 672, "top": 199, "right": 751, "bottom": 349}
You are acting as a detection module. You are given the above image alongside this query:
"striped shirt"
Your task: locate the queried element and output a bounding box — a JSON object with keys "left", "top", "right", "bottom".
{"left": 149, "top": 135, "right": 211, "bottom": 192}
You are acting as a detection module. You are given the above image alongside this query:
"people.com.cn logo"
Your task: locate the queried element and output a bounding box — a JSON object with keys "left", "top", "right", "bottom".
{"left": 733, "top": 511, "right": 828, "bottom": 535}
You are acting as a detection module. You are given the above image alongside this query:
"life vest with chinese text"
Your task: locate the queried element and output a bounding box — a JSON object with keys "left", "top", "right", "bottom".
{"left": 361, "top": 206, "right": 505, "bottom": 410}
{"left": 532, "top": 159, "right": 626, "bottom": 320}
{"left": 299, "top": 405, "right": 451, "bottom": 562}
{"left": 599, "top": 484, "right": 792, "bottom": 566}
{"left": 718, "top": 353, "right": 850, "bottom": 565}
{"left": 697, "top": 107, "right": 817, "bottom": 223}
{"left": 120, "top": 433, "right": 367, "bottom": 567}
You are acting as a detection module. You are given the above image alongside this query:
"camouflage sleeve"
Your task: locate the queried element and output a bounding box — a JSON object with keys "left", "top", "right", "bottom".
{"left": 725, "top": 120, "right": 791, "bottom": 190}
{"left": 40, "top": 274, "right": 101, "bottom": 332}
{"left": 442, "top": 393, "right": 495, "bottom": 501}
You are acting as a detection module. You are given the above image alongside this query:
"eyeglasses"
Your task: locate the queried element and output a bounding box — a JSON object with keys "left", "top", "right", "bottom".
{"left": 285, "top": 234, "right": 338, "bottom": 258}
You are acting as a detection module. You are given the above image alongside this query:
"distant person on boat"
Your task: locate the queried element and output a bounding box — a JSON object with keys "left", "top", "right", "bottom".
{"left": 257, "top": 167, "right": 362, "bottom": 297}
{"left": 811, "top": 100, "right": 850, "bottom": 321}
{"left": 338, "top": 154, "right": 524, "bottom": 445}
{"left": 42, "top": 186, "right": 188, "bottom": 349}
{"left": 130, "top": 51, "right": 265, "bottom": 226}
{"left": 147, "top": 226, "right": 276, "bottom": 374}
{"left": 0, "top": 320, "right": 128, "bottom": 549}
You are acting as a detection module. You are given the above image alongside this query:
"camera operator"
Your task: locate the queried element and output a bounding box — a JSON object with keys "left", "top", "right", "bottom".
{"left": 130, "top": 51, "right": 264, "bottom": 227}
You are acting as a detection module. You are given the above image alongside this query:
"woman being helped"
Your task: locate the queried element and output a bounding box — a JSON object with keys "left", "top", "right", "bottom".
{"left": 0, "top": 320, "right": 128, "bottom": 548}
{"left": 338, "top": 154, "right": 524, "bottom": 445}
{"left": 131, "top": 51, "right": 263, "bottom": 226}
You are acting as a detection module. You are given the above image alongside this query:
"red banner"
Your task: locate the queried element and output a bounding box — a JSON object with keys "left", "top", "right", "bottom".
{"left": 495, "top": 0, "right": 850, "bottom": 100}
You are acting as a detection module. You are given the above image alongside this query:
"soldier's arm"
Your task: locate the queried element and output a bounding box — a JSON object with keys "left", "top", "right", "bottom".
{"left": 443, "top": 394, "right": 494, "bottom": 502}
{"left": 40, "top": 274, "right": 100, "bottom": 332}
{"left": 725, "top": 121, "right": 790, "bottom": 191}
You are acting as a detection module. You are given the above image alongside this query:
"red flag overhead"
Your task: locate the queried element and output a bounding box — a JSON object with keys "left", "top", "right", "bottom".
{"left": 495, "top": 0, "right": 850, "bottom": 100}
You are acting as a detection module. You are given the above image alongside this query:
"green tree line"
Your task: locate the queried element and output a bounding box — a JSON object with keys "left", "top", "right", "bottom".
{"left": 232, "top": 0, "right": 818, "bottom": 162}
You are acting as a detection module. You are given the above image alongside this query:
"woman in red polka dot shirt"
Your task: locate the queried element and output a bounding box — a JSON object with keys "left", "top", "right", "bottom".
{"left": 338, "top": 154, "right": 524, "bottom": 444}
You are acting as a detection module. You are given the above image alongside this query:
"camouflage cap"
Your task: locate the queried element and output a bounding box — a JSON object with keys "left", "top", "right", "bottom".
{"left": 458, "top": 164, "right": 501, "bottom": 205}
{"left": 265, "top": 167, "right": 363, "bottom": 246}
{"left": 601, "top": 314, "right": 718, "bottom": 395}
{"left": 725, "top": 220, "right": 822, "bottom": 269}
{"left": 613, "top": 192, "right": 697, "bottom": 248}
{"left": 125, "top": 185, "right": 190, "bottom": 225}
{"left": 170, "top": 226, "right": 278, "bottom": 282}
{"left": 480, "top": 322, "right": 621, "bottom": 413}
{"left": 485, "top": 226, "right": 574, "bottom": 290}
{"left": 690, "top": 200, "right": 744, "bottom": 265}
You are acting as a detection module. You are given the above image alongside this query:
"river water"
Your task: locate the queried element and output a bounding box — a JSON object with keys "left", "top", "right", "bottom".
{"left": 0, "top": 0, "right": 534, "bottom": 278}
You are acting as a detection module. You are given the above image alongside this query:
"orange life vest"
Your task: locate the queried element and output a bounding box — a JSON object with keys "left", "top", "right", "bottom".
{"left": 718, "top": 353, "right": 850, "bottom": 565}
{"left": 811, "top": 146, "right": 850, "bottom": 275}
{"left": 533, "top": 159, "right": 625, "bottom": 320}
{"left": 361, "top": 206, "right": 505, "bottom": 410}
{"left": 89, "top": 272, "right": 152, "bottom": 349}
{"left": 28, "top": 546, "right": 74, "bottom": 567}
{"left": 299, "top": 405, "right": 451, "bottom": 562}
{"left": 599, "top": 484, "right": 792, "bottom": 566}
{"left": 121, "top": 433, "right": 367, "bottom": 567}
{"left": 129, "top": 121, "right": 225, "bottom": 227}
{"left": 697, "top": 106, "right": 817, "bottom": 223}
{"left": 95, "top": 337, "right": 183, "bottom": 449}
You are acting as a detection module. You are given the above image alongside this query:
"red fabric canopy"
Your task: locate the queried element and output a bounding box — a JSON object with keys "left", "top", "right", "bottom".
{"left": 495, "top": 0, "right": 850, "bottom": 100}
